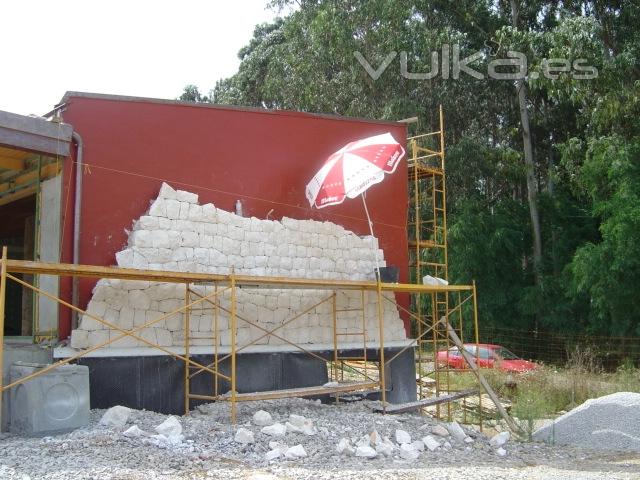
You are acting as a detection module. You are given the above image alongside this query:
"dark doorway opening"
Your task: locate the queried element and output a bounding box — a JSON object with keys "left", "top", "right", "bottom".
{"left": 0, "top": 195, "right": 36, "bottom": 336}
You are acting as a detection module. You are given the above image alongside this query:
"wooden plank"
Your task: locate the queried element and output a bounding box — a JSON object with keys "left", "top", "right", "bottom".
{"left": 443, "top": 320, "right": 524, "bottom": 435}
{"left": 0, "top": 163, "right": 60, "bottom": 194}
{"left": 0, "top": 156, "right": 25, "bottom": 170}
{"left": 219, "top": 381, "right": 379, "bottom": 402}
{"left": 373, "top": 388, "right": 479, "bottom": 414}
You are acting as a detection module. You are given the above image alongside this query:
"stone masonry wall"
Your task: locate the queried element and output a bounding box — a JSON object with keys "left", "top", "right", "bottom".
{"left": 69, "top": 183, "right": 405, "bottom": 350}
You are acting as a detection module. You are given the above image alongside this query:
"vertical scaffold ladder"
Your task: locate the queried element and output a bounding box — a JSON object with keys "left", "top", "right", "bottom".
{"left": 407, "top": 106, "right": 454, "bottom": 419}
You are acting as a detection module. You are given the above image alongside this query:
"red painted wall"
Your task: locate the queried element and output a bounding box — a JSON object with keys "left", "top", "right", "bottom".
{"left": 59, "top": 94, "right": 409, "bottom": 338}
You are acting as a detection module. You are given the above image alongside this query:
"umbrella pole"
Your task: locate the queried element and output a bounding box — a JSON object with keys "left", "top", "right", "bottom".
{"left": 361, "top": 193, "right": 381, "bottom": 278}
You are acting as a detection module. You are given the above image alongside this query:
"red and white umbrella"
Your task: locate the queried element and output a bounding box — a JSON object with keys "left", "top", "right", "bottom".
{"left": 305, "top": 132, "right": 405, "bottom": 275}
{"left": 305, "top": 132, "right": 405, "bottom": 209}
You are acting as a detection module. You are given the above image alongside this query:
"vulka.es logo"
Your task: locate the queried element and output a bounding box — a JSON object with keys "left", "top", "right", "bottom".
{"left": 354, "top": 45, "right": 598, "bottom": 81}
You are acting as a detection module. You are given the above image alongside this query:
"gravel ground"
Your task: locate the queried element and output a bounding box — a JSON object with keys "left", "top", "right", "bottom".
{"left": 533, "top": 391, "right": 640, "bottom": 451}
{"left": 1, "top": 398, "right": 638, "bottom": 480}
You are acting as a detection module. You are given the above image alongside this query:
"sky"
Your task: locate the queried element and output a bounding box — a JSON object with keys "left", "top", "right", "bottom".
{"left": 0, "top": 1, "right": 281, "bottom": 116}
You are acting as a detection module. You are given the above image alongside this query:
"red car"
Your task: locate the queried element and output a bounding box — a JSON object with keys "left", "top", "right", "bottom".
{"left": 436, "top": 344, "right": 538, "bottom": 373}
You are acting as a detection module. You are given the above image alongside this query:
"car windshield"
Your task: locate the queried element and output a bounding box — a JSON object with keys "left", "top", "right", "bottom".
{"left": 493, "top": 347, "right": 519, "bottom": 360}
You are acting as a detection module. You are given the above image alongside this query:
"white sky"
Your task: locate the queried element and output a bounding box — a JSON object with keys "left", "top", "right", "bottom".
{"left": 0, "top": 1, "right": 281, "bottom": 116}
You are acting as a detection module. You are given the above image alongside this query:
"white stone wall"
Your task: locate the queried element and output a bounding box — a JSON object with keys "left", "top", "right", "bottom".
{"left": 70, "top": 183, "right": 406, "bottom": 350}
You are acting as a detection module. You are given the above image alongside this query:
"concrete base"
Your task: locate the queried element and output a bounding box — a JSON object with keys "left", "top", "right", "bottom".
{"left": 2, "top": 340, "right": 53, "bottom": 432}
{"left": 75, "top": 346, "right": 416, "bottom": 415}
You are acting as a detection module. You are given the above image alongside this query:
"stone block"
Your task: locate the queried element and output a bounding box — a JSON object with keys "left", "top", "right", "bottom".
{"left": 156, "top": 328, "right": 173, "bottom": 347}
{"left": 165, "top": 314, "right": 183, "bottom": 331}
{"left": 110, "top": 333, "right": 140, "bottom": 348}
{"left": 129, "top": 230, "right": 153, "bottom": 248}
{"left": 194, "top": 247, "right": 209, "bottom": 264}
{"left": 120, "top": 306, "right": 135, "bottom": 330}
{"left": 70, "top": 329, "right": 89, "bottom": 349}
{"left": 181, "top": 231, "right": 199, "bottom": 247}
{"left": 129, "top": 290, "right": 151, "bottom": 310}
{"left": 176, "top": 189, "right": 198, "bottom": 203}
{"left": 79, "top": 313, "right": 102, "bottom": 331}
{"left": 134, "top": 309, "right": 147, "bottom": 327}
{"left": 115, "top": 249, "right": 134, "bottom": 267}
{"left": 188, "top": 203, "right": 204, "bottom": 222}
{"left": 178, "top": 202, "right": 190, "bottom": 220}
{"left": 159, "top": 182, "right": 177, "bottom": 200}
{"left": 148, "top": 198, "right": 166, "bottom": 217}
{"left": 202, "top": 203, "right": 216, "bottom": 222}
{"left": 165, "top": 199, "right": 181, "bottom": 219}
{"left": 139, "top": 328, "right": 158, "bottom": 345}
{"left": 87, "top": 330, "right": 110, "bottom": 348}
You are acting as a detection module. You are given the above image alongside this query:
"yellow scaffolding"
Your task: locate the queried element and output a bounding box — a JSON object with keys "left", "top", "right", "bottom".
{"left": 0, "top": 250, "right": 478, "bottom": 425}
{"left": 408, "top": 107, "right": 483, "bottom": 426}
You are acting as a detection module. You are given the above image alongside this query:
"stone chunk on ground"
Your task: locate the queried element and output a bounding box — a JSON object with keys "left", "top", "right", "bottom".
{"left": 100, "top": 406, "right": 131, "bottom": 427}
{"left": 155, "top": 416, "right": 182, "bottom": 438}
{"left": 490, "top": 431, "right": 510, "bottom": 448}
{"left": 235, "top": 427, "right": 255, "bottom": 444}
{"left": 284, "top": 444, "right": 307, "bottom": 459}
{"left": 395, "top": 429, "right": 411, "bottom": 445}
{"left": 533, "top": 392, "right": 640, "bottom": 451}
{"left": 253, "top": 410, "right": 273, "bottom": 426}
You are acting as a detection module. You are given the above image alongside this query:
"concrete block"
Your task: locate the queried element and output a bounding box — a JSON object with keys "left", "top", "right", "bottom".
{"left": 120, "top": 306, "right": 135, "bottom": 330}
{"left": 158, "top": 217, "right": 172, "bottom": 229}
{"left": 194, "top": 247, "right": 209, "bottom": 264}
{"left": 148, "top": 198, "right": 166, "bottom": 217}
{"left": 110, "top": 332, "right": 140, "bottom": 348}
{"left": 79, "top": 314, "right": 102, "bottom": 331}
{"left": 115, "top": 248, "right": 134, "bottom": 267}
{"left": 139, "top": 328, "right": 158, "bottom": 346}
{"left": 87, "top": 300, "right": 107, "bottom": 317}
{"left": 158, "top": 298, "right": 184, "bottom": 313}
{"left": 129, "top": 230, "right": 153, "bottom": 248}
{"left": 202, "top": 203, "right": 216, "bottom": 222}
{"left": 165, "top": 314, "right": 183, "bottom": 331}
{"left": 280, "top": 257, "right": 292, "bottom": 270}
{"left": 145, "top": 310, "right": 163, "bottom": 326}
{"left": 129, "top": 290, "right": 151, "bottom": 310}
{"left": 187, "top": 203, "right": 204, "bottom": 222}
{"left": 181, "top": 231, "right": 199, "bottom": 247}
{"left": 70, "top": 329, "right": 89, "bottom": 349}
{"left": 104, "top": 308, "right": 120, "bottom": 325}
{"left": 165, "top": 199, "right": 181, "bottom": 219}
{"left": 199, "top": 235, "right": 213, "bottom": 248}
{"left": 133, "top": 310, "right": 147, "bottom": 327}
{"left": 176, "top": 189, "right": 198, "bottom": 204}
{"left": 159, "top": 182, "right": 177, "bottom": 200}
{"left": 87, "top": 330, "right": 110, "bottom": 348}
{"left": 203, "top": 223, "right": 217, "bottom": 235}
{"left": 222, "top": 237, "right": 234, "bottom": 253}
{"left": 156, "top": 328, "right": 173, "bottom": 347}
{"left": 151, "top": 231, "right": 171, "bottom": 249}
{"left": 178, "top": 202, "right": 190, "bottom": 220}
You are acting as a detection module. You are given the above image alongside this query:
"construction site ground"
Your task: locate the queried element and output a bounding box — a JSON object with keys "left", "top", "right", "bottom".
{"left": 0, "top": 397, "right": 637, "bottom": 480}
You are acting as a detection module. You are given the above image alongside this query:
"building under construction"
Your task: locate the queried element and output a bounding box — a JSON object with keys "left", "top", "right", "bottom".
{"left": 0, "top": 93, "right": 481, "bottom": 431}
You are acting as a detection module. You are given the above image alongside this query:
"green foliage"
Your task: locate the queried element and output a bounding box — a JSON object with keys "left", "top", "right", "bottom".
{"left": 183, "top": 1, "right": 640, "bottom": 349}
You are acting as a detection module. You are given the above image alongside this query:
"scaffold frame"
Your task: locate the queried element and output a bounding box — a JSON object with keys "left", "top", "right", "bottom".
{"left": 0, "top": 250, "right": 478, "bottom": 425}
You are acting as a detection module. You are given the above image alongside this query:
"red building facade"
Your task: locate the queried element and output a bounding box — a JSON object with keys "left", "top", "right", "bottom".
{"left": 58, "top": 93, "right": 409, "bottom": 339}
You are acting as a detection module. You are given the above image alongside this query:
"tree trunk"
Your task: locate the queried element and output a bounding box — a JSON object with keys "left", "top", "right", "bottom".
{"left": 510, "top": 0, "right": 543, "bottom": 332}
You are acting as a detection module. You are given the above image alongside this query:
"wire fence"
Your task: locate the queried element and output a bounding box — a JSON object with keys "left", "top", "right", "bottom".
{"left": 481, "top": 325, "right": 640, "bottom": 369}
